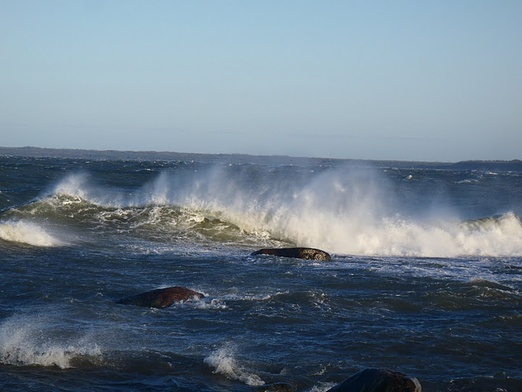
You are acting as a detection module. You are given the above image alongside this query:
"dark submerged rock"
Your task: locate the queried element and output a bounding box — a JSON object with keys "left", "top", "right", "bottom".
{"left": 251, "top": 247, "right": 331, "bottom": 261}
{"left": 327, "top": 368, "right": 422, "bottom": 392}
{"left": 116, "top": 286, "right": 204, "bottom": 308}
{"left": 255, "top": 382, "right": 297, "bottom": 392}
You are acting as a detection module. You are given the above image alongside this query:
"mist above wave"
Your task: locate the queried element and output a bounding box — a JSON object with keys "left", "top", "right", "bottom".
{"left": 20, "top": 164, "right": 522, "bottom": 257}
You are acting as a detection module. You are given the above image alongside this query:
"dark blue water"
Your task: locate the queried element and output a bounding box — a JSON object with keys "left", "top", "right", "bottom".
{"left": 1, "top": 153, "right": 521, "bottom": 391}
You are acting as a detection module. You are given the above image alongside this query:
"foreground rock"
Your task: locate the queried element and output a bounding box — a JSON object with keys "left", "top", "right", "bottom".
{"left": 251, "top": 247, "right": 331, "bottom": 261}
{"left": 327, "top": 368, "right": 422, "bottom": 392}
{"left": 117, "top": 286, "right": 204, "bottom": 308}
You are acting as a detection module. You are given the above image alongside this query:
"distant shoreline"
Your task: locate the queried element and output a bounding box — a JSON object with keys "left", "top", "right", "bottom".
{"left": 1, "top": 146, "right": 521, "bottom": 171}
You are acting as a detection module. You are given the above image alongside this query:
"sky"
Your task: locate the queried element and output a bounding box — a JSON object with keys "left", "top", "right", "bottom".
{"left": 1, "top": 1, "right": 521, "bottom": 161}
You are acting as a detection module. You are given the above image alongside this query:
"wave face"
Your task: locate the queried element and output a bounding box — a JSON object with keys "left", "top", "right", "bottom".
{"left": 0, "top": 313, "right": 102, "bottom": 369}
{"left": 1, "top": 155, "right": 521, "bottom": 391}
{"left": 3, "top": 159, "right": 521, "bottom": 257}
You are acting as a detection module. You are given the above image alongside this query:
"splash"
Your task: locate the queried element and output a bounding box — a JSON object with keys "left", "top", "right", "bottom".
{"left": 0, "top": 220, "right": 64, "bottom": 247}
{"left": 45, "top": 164, "right": 522, "bottom": 257}
{"left": 51, "top": 172, "right": 127, "bottom": 206}
{"left": 325, "top": 212, "right": 522, "bottom": 257}
{"left": 0, "top": 314, "right": 102, "bottom": 368}
{"left": 146, "top": 164, "right": 522, "bottom": 257}
{"left": 204, "top": 343, "right": 265, "bottom": 386}
{"left": 52, "top": 172, "right": 92, "bottom": 201}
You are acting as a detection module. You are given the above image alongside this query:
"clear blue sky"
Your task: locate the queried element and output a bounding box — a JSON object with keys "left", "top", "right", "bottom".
{"left": 1, "top": 1, "right": 521, "bottom": 161}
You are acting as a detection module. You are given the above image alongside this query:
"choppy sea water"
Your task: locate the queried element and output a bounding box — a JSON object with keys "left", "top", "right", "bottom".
{"left": 0, "top": 153, "right": 521, "bottom": 391}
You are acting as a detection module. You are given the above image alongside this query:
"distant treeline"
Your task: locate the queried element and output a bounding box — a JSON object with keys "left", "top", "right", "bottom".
{"left": 0, "top": 146, "right": 521, "bottom": 171}
{"left": 449, "top": 160, "right": 522, "bottom": 172}
{"left": 0, "top": 146, "right": 296, "bottom": 164}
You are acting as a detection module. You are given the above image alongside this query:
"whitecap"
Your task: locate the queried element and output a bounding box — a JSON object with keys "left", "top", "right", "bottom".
{"left": 0, "top": 314, "right": 102, "bottom": 369}
{"left": 204, "top": 344, "right": 264, "bottom": 386}
{"left": 0, "top": 220, "right": 64, "bottom": 247}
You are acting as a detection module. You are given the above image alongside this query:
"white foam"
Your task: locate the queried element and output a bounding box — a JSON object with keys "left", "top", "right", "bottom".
{"left": 150, "top": 164, "right": 522, "bottom": 258}
{"left": 192, "top": 298, "right": 228, "bottom": 310}
{"left": 204, "top": 344, "right": 264, "bottom": 386}
{"left": 308, "top": 383, "right": 338, "bottom": 392}
{"left": 292, "top": 212, "right": 522, "bottom": 258}
{"left": 0, "top": 314, "right": 102, "bottom": 368}
{"left": 0, "top": 220, "right": 64, "bottom": 247}
{"left": 251, "top": 210, "right": 521, "bottom": 257}
{"left": 46, "top": 165, "right": 522, "bottom": 257}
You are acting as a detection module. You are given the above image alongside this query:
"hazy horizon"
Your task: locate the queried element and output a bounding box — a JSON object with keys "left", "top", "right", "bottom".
{"left": 3, "top": 146, "right": 522, "bottom": 167}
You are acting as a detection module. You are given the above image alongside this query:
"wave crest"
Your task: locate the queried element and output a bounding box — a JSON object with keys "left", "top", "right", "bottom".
{"left": 7, "top": 166, "right": 522, "bottom": 257}
{"left": 0, "top": 220, "right": 64, "bottom": 247}
{"left": 0, "top": 314, "right": 102, "bottom": 369}
{"left": 204, "top": 344, "right": 265, "bottom": 386}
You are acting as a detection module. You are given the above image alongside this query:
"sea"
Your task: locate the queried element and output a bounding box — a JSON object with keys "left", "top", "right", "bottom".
{"left": 0, "top": 150, "right": 521, "bottom": 391}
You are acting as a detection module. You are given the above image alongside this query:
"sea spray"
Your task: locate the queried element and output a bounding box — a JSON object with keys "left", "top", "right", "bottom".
{"left": 0, "top": 220, "right": 64, "bottom": 247}
{"left": 204, "top": 343, "right": 265, "bottom": 386}
{"left": 34, "top": 162, "right": 522, "bottom": 257}
{"left": 144, "top": 164, "right": 522, "bottom": 257}
{"left": 0, "top": 314, "right": 102, "bottom": 368}
{"left": 51, "top": 172, "right": 130, "bottom": 207}
{"left": 143, "top": 164, "right": 390, "bottom": 248}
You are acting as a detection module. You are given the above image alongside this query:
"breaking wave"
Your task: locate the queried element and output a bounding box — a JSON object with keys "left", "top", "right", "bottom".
{"left": 204, "top": 344, "right": 265, "bottom": 386}
{"left": 0, "top": 314, "right": 102, "bottom": 369}
{"left": 4, "top": 166, "right": 522, "bottom": 257}
{"left": 0, "top": 220, "right": 64, "bottom": 247}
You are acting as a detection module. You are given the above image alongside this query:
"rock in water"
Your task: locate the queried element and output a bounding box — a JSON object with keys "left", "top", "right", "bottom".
{"left": 117, "top": 286, "right": 204, "bottom": 308}
{"left": 327, "top": 368, "right": 422, "bottom": 392}
{"left": 251, "top": 247, "right": 331, "bottom": 261}
{"left": 255, "top": 382, "right": 297, "bottom": 392}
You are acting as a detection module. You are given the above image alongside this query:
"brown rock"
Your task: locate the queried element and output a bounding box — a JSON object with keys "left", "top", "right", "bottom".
{"left": 117, "top": 286, "right": 204, "bottom": 308}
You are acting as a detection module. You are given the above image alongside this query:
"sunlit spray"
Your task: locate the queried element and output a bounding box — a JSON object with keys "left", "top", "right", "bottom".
{"left": 45, "top": 163, "right": 522, "bottom": 257}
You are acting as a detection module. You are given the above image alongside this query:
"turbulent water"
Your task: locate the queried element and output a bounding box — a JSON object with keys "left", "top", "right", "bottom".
{"left": 0, "top": 153, "right": 521, "bottom": 391}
